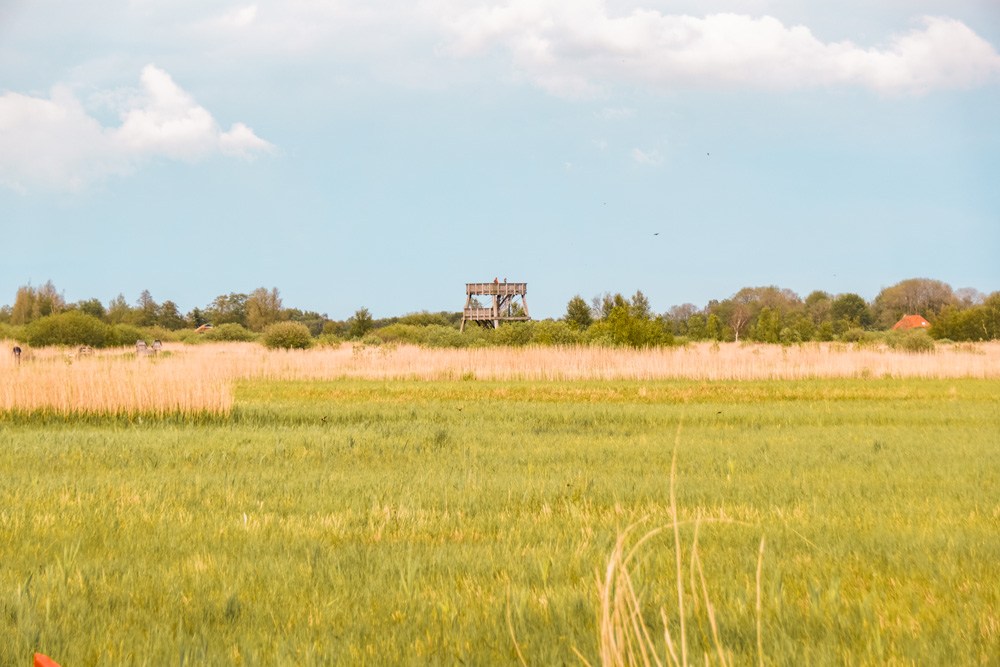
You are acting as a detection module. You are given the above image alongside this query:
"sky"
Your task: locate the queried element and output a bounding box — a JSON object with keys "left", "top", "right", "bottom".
{"left": 1, "top": 0, "right": 998, "bottom": 319}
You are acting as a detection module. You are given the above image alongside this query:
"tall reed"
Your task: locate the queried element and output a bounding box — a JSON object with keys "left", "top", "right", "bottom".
{"left": 1, "top": 340, "right": 998, "bottom": 415}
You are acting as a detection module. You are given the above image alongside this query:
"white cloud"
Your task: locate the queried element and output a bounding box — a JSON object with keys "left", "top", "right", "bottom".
{"left": 0, "top": 65, "right": 273, "bottom": 192}
{"left": 597, "top": 106, "right": 635, "bottom": 119}
{"left": 631, "top": 147, "right": 663, "bottom": 165}
{"left": 442, "top": 2, "right": 1000, "bottom": 96}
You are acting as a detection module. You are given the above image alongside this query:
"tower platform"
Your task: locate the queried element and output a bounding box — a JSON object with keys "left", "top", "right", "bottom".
{"left": 461, "top": 282, "right": 531, "bottom": 331}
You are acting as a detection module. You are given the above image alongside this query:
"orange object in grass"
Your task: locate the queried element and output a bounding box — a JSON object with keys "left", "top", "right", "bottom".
{"left": 34, "top": 654, "right": 62, "bottom": 667}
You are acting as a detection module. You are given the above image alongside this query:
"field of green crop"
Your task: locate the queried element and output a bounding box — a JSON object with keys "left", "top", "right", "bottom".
{"left": 2, "top": 379, "right": 998, "bottom": 665}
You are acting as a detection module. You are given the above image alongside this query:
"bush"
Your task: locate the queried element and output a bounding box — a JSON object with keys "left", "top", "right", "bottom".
{"left": 316, "top": 333, "right": 344, "bottom": 347}
{"left": 778, "top": 327, "right": 800, "bottom": 345}
{"left": 899, "top": 330, "right": 936, "bottom": 353}
{"left": 23, "top": 312, "right": 109, "bottom": 347}
{"left": 374, "top": 324, "right": 428, "bottom": 345}
{"left": 261, "top": 322, "right": 314, "bottom": 350}
{"left": 531, "top": 320, "right": 584, "bottom": 346}
{"left": 205, "top": 323, "right": 258, "bottom": 342}
{"left": 586, "top": 307, "right": 664, "bottom": 348}
{"left": 841, "top": 328, "right": 866, "bottom": 343}
{"left": 106, "top": 324, "right": 147, "bottom": 348}
{"left": 489, "top": 322, "right": 536, "bottom": 347}
{"left": 0, "top": 322, "right": 21, "bottom": 342}
{"left": 425, "top": 325, "right": 468, "bottom": 348}
{"left": 140, "top": 325, "right": 183, "bottom": 343}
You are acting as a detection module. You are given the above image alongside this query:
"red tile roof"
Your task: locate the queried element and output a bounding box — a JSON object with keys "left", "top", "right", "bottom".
{"left": 892, "top": 315, "right": 930, "bottom": 330}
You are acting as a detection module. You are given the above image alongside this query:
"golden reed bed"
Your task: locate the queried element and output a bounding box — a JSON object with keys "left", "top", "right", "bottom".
{"left": 1, "top": 340, "right": 998, "bottom": 415}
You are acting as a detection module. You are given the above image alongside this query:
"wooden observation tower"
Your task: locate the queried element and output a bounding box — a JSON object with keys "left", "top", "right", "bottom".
{"left": 461, "top": 282, "right": 531, "bottom": 331}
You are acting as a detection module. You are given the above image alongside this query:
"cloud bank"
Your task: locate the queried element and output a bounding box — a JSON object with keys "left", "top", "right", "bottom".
{"left": 443, "top": 1, "right": 1000, "bottom": 96}
{"left": 0, "top": 65, "right": 273, "bottom": 192}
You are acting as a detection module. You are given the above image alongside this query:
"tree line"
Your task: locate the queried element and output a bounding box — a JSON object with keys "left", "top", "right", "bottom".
{"left": 563, "top": 278, "right": 998, "bottom": 346}
{"left": 0, "top": 277, "right": 997, "bottom": 349}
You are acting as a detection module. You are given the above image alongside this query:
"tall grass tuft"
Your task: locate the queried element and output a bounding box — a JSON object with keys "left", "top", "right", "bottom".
{"left": 581, "top": 419, "right": 766, "bottom": 667}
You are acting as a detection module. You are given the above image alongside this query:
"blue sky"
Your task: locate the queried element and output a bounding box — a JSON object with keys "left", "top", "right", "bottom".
{"left": 1, "top": 0, "right": 998, "bottom": 319}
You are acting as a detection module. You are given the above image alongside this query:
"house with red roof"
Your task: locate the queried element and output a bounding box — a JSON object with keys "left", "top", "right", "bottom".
{"left": 892, "top": 315, "right": 930, "bottom": 330}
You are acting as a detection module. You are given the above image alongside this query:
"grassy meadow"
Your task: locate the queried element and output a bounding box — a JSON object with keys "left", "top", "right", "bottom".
{"left": 1, "top": 353, "right": 999, "bottom": 665}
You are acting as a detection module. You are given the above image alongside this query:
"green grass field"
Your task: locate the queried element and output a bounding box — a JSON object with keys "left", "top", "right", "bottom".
{"left": 2, "top": 379, "right": 998, "bottom": 665}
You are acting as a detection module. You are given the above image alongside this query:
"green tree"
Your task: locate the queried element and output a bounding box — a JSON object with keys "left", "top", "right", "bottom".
{"left": 589, "top": 305, "right": 664, "bottom": 348}
{"left": 246, "top": 287, "right": 284, "bottom": 332}
{"left": 10, "top": 285, "right": 37, "bottom": 325}
{"left": 629, "top": 290, "right": 651, "bottom": 319}
{"left": 186, "top": 307, "right": 208, "bottom": 328}
{"left": 705, "top": 314, "right": 722, "bottom": 341}
{"left": 76, "top": 298, "right": 106, "bottom": 320}
{"left": 349, "top": 308, "right": 374, "bottom": 339}
{"left": 831, "top": 293, "right": 873, "bottom": 329}
{"left": 10, "top": 281, "right": 65, "bottom": 325}
{"left": 106, "top": 294, "right": 133, "bottom": 325}
{"left": 665, "top": 303, "right": 698, "bottom": 336}
{"left": 686, "top": 314, "right": 706, "bottom": 341}
{"left": 133, "top": 290, "right": 159, "bottom": 327}
{"left": 592, "top": 293, "right": 629, "bottom": 321}
{"left": 756, "top": 307, "right": 779, "bottom": 343}
{"left": 815, "top": 321, "right": 834, "bottom": 342}
{"left": 565, "top": 295, "right": 593, "bottom": 330}
{"left": 207, "top": 293, "right": 249, "bottom": 326}
{"left": 157, "top": 301, "right": 187, "bottom": 330}
{"left": 872, "top": 278, "right": 955, "bottom": 328}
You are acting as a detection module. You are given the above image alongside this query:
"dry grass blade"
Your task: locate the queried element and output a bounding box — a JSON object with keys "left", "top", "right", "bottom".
{"left": 507, "top": 585, "right": 529, "bottom": 667}
{"left": 694, "top": 550, "right": 728, "bottom": 667}
{"left": 670, "top": 414, "right": 687, "bottom": 667}
{"left": 756, "top": 536, "right": 765, "bottom": 667}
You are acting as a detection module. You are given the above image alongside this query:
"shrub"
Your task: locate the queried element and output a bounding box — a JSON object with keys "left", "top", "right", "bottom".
{"left": 374, "top": 324, "right": 428, "bottom": 345}
{"left": 841, "top": 328, "right": 866, "bottom": 343}
{"left": 205, "top": 323, "right": 257, "bottom": 342}
{"left": 425, "top": 325, "right": 467, "bottom": 348}
{"left": 106, "top": 324, "right": 147, "bottom": 348}
{"left": 140, "top": 325, "right": 183, "bottom": 343}
{"left": 0, "top": 322, "right": 20, "bottom": 342}
{"left": 489, "top": 321, "right": 535, "bottom": 347}
{"left": 316, "top": 333, "right": 344, "bottom": 347}
{"left": 779, "top": 327, "right": 800, "bottom": 345}
{"left": 261, "top": 322, "right": 314, "bottom": 350}
{"left": 24, "top": 312, "right": 109, "bottom": 347}
{"left": 531, "top": 320, "right": 584, "bottom": 346}
{"left": 899, "top": 330, "right": 936, "bottom": 353}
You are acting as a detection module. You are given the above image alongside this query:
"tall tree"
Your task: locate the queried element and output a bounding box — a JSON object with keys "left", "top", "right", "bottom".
{"left": 873, "top": 278, "right": 955, "bottom": 327}
{"left": 106, "top": 293, "right": 132, "bottom": 325}
{"left": 629, "top": 290, "right": 652, "bottom": 320}
{"left": 10, "top": 285, "right": 37, "bottom": 325}
{"left": 133, "top": 290, "right": 159, "bottom": 327}
{"left": 207, "top": 293, "right": 249, "bottom": 326}
{"left": 830, "top": 293, "right": 873, "bottom": 329}
{"left": 246, "top": 287, "right": 284, "bottom": 332}
{"left": 76, "top": 298, "right": 106, "bottom": 320}
{"left": 349, "top": 308, "right": 374, "bottom": 339}
{"left": 565, "top": 295, "right": 593, "bottom": 330}
{"left": 158, "top": 301, "right": 187, "bottom": 330}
